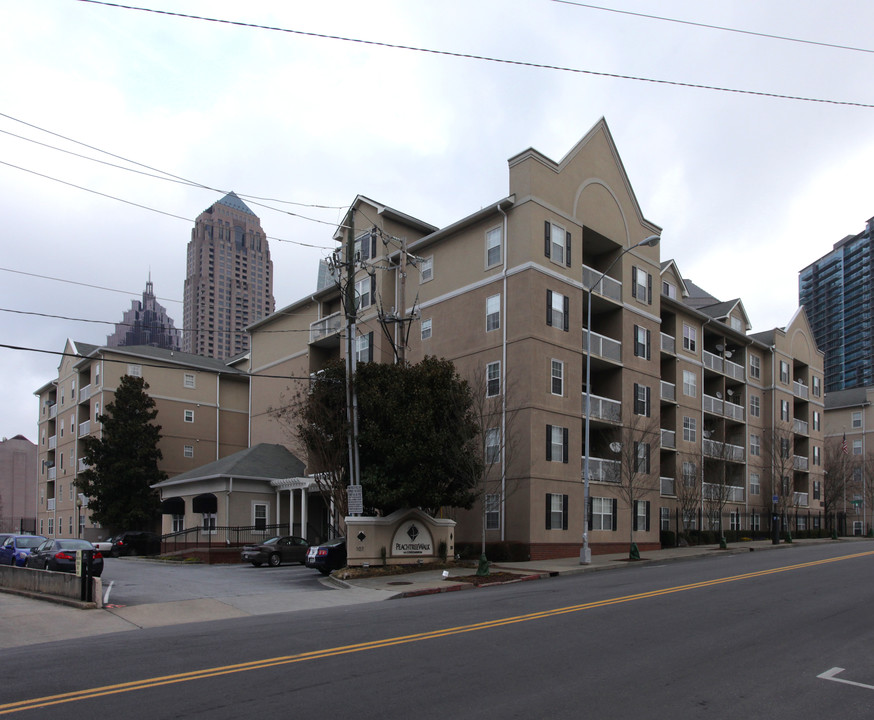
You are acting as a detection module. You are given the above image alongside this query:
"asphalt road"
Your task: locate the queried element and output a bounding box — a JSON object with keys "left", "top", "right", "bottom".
{"left": 3, "top": 543, "right": 873, "bottom": 719}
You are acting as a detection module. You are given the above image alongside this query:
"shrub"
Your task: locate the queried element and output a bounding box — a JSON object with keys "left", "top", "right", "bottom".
{"left": 659, "top": 530, "right": 676, "bottom": 548}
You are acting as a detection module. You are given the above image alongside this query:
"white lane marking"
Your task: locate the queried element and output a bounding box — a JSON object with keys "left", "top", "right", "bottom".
{"left": 818, "top": 667, "right": 874, "bottom": 691}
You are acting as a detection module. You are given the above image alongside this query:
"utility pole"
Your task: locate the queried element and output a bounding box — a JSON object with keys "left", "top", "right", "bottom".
{"left": 397, "top": 236, "right": 407, "bottom": 365}
{"left": 344, "top": 209, "right": 361, "bottom": 514}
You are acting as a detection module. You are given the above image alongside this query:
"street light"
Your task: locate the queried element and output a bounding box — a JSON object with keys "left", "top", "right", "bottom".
{"left": 581, "top": 234, "right": 660, "bottom": 564}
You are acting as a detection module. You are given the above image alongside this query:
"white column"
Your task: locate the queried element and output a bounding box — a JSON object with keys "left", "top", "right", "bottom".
{"left": 288, "top": 487, "right": 296, "bottom": 536}
{"left": 301, "top": 486, "right": 308, "bottom": 540}
{"left": 275, "top": 489, "right": 281, "bottom": 525}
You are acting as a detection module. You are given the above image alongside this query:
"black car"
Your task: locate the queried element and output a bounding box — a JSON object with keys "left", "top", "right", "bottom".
{"left": 26, "top": 538, "right": 104, "bottom": 577}
{"left": 241, "top": 535, "right": 309, "bottom": 567}
{"left": 305, "top": 537, "right": 347, "bottom": 575}
{"left": 108, "top": 531, "right": 161, "bottom": 557}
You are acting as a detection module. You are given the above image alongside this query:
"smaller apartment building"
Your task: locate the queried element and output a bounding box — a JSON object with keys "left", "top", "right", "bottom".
{"left": 247, "top": 119, "right": 827, "bottom": 559}
{"left": 34, "top": 340, "right": 249, "bottom": 541}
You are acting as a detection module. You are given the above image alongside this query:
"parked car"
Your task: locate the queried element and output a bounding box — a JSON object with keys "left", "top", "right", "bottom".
{"left": 108, "top": 531, "right": 161, "bottom": 557}
{"left": 305, "top": 537, "right": 347, "bottom": 575}
{"left": 91, "top": 539, "right": 115, "bottom": 554}
{"left": 242, "top": 535, "right": 309, "bottom": 567}
{"left": 0, "top": 535, "right": 46, "bottom": 567}
{"left": 25, "top": 538, "right": 104, "bottom": 577}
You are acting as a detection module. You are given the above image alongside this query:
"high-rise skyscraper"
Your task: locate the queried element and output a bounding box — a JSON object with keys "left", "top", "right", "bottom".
{"left": 183, "top": 192, "right": 275, "bottom": 359}
{"left": 106, "top": 276, "right": 181, "bottom": 351}
{"left": 799, "top": 216, "right": 874, "bottom": 392}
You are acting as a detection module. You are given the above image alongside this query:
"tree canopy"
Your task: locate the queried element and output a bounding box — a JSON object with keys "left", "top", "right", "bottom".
{"left": 294, "top": 356, "right": 483, "bottom": 516}
{"left": 75, "top": 375, "right": 165, "bottom": 533}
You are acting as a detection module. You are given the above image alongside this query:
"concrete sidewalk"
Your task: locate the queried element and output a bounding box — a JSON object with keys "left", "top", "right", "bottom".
{"left": 1, "top": 537, "right": 865, "bottom": 650}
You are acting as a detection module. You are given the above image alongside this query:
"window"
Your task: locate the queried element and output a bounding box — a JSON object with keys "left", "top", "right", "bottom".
{"left": 201, "top": 513, "right": 217, "bottom": 535}
{"left": 750, "top": 473, "right": 760, "bottom": 495}
{"left": 355, "top": 276, "right": 375, "bottom": 310}
{"left": 546, "top": 290, "right": 569, "bottom": 331}
{"left": 780, "top": 399, "right": 791, "bottom": 422}
{"left": 254, "top": 503, "right": 268, "bottom": 532}
{"left": 660, "top": 507, "right": 671, "bottom": 531}
{"left": 127, "top": 364, "right": 142, "bottom": 377}
{"left": 184, "top": 445, "right": 194, "bottom": 458}
{"left": 420, "top": 256, "right": 433, "bottom": 282}
{"left": 852, "top": 411, "right": 862, "bottom": 429}
{"left": 48, "top": 518, "right": 54, "bottom": 536}
{"left": 627, "top": 266, "right": 652, "bottom": 306}
{"left": 546, "top": 424, "right": 569, "bottom": 463}
{"left": 662, "top": 281, "right": 677, "bottom": 300}
{"left": 486, "top": 361, "right": 501, "bottom": 397}
{"left": 730, "top": 316, "right": 743, "bottom": 333}
{"left": 780, "top": 361, "right": 790, "bottom": 384}
{"left": 633, "top": 500, "right": 651, "bottom": 532}
{"left": 354, "top": 230, "right": 376, "bottom": 261}
{"left": 813, "top": 411, "right": 821, "bottom": 431}
{"left": 486, "top": 294, "right": 501, "bottom": 332}
{"left": 750, "top": 434, "right": 760, "bottom": 457}
{"left": 421, "top": 318, "right": 432, "bottom": 340}
{"left": 633, "top": 383, "right": 651, "bottom": 417}
{"left": 780, "top": 438, "right": 790, "bottom": 459}
{"left": 750, "top": 395, "right": 760, "bottom": 417}
{"left": 683, "top": 370, "right": 697, "bottom": 397}
{"left": 853, "top": 439, "right": 862, "bottom": 455}
{"left": 551, "top": 360, "right": 564, "bottom": 396}
{"left": 486, "top": 227, "right": 502, "bottom": 268}
{"left": 172, "top": 514, "right": 184, "bottom": 533}
{"left": 184, "top": 409, "right": 195, "bottom": 423}
{"left": 545, "top": 493, "right": 569, "bottom": 530}
{"left": 682, "top": 323, "right": 697, "bottom": 353}
{"left": 591, "top": 497, "right": 616, "bottom": 531}
{"left": 812, "top": 376, "right": 821, "bottom": 397}
{"left": 486, "top": 428, "right": 500, "bottom": 464}
{"left": 813, "top": 446, "right": 821, "bottom": 466}
{"left": 485, "top": 494, "right": 500, "bottom": 530}
{"left": 184, "top": 373, "right": 196, "bottom": 389}
{"left": 635, "top": 442, "right": 651, "bottom": 474}
{"left": 749, "top": 355, "right": 761, "bottom": 380}
{"left": 813, "top": 480, "right": 821, "bottom": 500}
{"left": 634, "top": 325, "right": 651, "bottom": 360}
{"left": 356, "top": 332, "right": 374, "bottom": 362}
{"left": 544, "top": 221, "right": 571, "bottom": 267}
{"left": 683, "top": 416, "right": 697, "bottom": 443}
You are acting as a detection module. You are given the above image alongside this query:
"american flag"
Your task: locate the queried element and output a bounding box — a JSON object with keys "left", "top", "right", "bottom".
{"left": 842, "top": 432, "right": 848, "bottom": 454}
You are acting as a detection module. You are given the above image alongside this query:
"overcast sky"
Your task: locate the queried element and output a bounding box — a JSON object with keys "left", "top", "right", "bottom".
{"left": 2, "top": 0, "right": 873, "bottom": 442}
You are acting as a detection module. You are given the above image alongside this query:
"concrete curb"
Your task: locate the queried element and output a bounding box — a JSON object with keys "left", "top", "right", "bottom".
{"left": 395, "top": 573, "right": 545, "bottom": 598}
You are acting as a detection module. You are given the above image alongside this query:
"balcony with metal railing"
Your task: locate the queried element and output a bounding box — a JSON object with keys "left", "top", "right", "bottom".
{"left": 703, "top": 350, "right": 723, "bottom": 373}
{"left": 583, "top": 331, "right": 622, "bottom": 363}
{"left": 660, "top": 332, "right": 676, "bottom": 354}
{"left": 793, "top": 380, "right": 809, "bottom": 400}
{"left": 48, "top": 466, "right": 56, "bottom": 480}
{"left": 661, "top": 429, "right": 676, "bottom": 449}
{"left": 582, "top": 265, "right": 622, "bottom": 302}
{"left": 309, "top": 312, "right": 343, "bottom": 345}
{"left": 793, "top": 455, "right": 809, "bottom": 471}
{"left": 702, "top": 483, "right": 745, "bottom": 503}
{"left": 47, "top": 498, "right": 55, "bottom": 511}
{"left": 793, "top": 491, "right": 809, "bottom": 507}
{"left": 78, "top": 458, "right": 89, "bottom": 472}
{"left": 660, "top": 381, "right": 676, "bottom": 403}
{"left": 660, "top": 476, "right": 676, "bottom": 496}
{"left": 583, "top": 394, "right": 621, "bottom": 423}
{"left": 793, "top": 418, "right": 809, "bottom": 435}
{"left": 583, "top": 456, "right": 621, "bottom": 483}
{"left": 78, "top": 384, "right": 92, "bottom": 404}
{"left": 724, "top": 358, "right": 745, "bottom": 381}
{"left": 49, "top": 403, "right": 58, "bottom": 419}
{"left": 703, "top": 394, "right": 723, "bottom": 415}
{"left": 48, "top": 434, "right": 57, "bottom": 450}
{"left": 78, "top": 420, "right": 90, "bottom": 437}
{"left": 703, "top": 438, "right": 745, "bottom": 462}
{"left": 724, "top": 400, "right": 745, "bottom": 422}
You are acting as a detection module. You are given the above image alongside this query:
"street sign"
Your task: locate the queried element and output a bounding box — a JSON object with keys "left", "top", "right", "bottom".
{"left": 348, "top": 484, "right": 363, "bottom": 515}
{"left": 773, "top": 495, "right": 779, "bottom": 504}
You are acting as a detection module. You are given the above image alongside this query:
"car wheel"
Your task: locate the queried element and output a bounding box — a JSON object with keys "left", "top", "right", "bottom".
{"left": 268, "top": 553, "right": 281, "bottom": 567}
{"left": 318, "top": 567, "right": 330, "bottom": 575}
{"left": 250, "top": 561, "right": 262, "bottom": 567}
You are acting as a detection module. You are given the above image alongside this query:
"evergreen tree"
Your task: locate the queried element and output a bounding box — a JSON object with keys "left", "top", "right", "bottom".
{"left": 76, "top": 375, "right": 165, "bottom": 533}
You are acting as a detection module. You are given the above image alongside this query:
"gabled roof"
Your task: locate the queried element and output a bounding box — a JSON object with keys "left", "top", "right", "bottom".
{"left": 73, "top": 343, "right": 246, "bottom": 376}
{"left": 659, "top": 259, "right": 690, "bottom": 298}
{"left": 825, "top": 387, "right": 871, "bottom": 410}
{"left": 153, "top": 443, "right": 306, "bottom": 488}
{"left": 332, "top": 195, "right": 438, "bottom": 243}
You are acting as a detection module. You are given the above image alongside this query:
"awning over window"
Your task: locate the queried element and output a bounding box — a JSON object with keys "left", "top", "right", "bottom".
{"left": 192, "top": 493, "right": 218, "bottom": 514}
{"left": 161, "top": 497, "right": 185, "bottom": 515}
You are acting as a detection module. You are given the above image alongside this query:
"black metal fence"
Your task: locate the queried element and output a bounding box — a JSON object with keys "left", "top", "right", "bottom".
{"left": 659, "top": 509, "right": 861, "bottom": 546}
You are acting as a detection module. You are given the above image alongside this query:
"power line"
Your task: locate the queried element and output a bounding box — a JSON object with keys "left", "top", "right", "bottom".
{"left": 0, "top": 266, "right": 182, "bottom": 303}
{"left": 551, "top": 1, "right": 874, "bottom": 55}
{"left": 72, "top": 0, "right": 874, "bottom": 109}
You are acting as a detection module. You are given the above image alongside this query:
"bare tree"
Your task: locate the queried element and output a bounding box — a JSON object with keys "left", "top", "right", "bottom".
{"left": 676, "top": 452, "right": 702, "bottom": 539}
{"left": 862, "top": 451, "right": 874, "bottom": 536}
{"left": 762, "top": 425, "right": 800, "bottom": 538}
{"left": 822, "top": 437, "right": 856, "bottom": 534}
{"left": 702, "top": 433, "right": 745, "bottom": 541}
{"left": 463, "top": 361, "right": 523, "bottom": 563}
{"left": 606, "top": 412, "right": 661, "bottom": 557}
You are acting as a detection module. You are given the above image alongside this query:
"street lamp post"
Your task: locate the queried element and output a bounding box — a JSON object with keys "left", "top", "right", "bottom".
{"left": 581, "top": 234, "right": 660, "bottom": 564}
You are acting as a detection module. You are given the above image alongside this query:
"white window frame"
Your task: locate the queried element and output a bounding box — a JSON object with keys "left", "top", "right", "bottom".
{"left": 420, "top": 256, "right": 433, "bottom": 282}
{"left": 253, "top": 503, "right": 268, "bottom": 532}
{"left": 592, "top": 497, "right": 614, "bottom": 531}
{"left": 683, "top": 416, "right": 696, "bottom": 443}
{"left": 750, "top": 395, "right": 760, "bottom": 418}
{"left": 780, "top": 360, "right": 790, "bottom": 384}
{"left": 548, "top": 222, "right": 565, "bottom": 265}
{"left": 184, "top": 373, "right": 196, "bottom": 389}
{"left": 551, "top": 359, "right": 564, "bottom": 396}
{"left": 550, "top": 425, "right": 565, "bottom": 463}
{"left": 485, "top": 226, "right": 502, "bottom": 268}
{"left": 421, "top": 318, "right": 432, "bottom": 341}
{"left": 750, "top": 434, "right": 760, "bottom": 457}
{"left": 750, "top": 355, "right": 761, "bottom": 379}
{"left": 184, "top": 409, "right": 195, "bottom": 423}
{"left": 486, "top": 361, "right": 501, "bottom": 398}
{"left": 485, "top": 493, "right": 500, "bottom": 530}
{"left": 750, "top": 472, "right": 760, "bottom": 495}
{"left": 486, "top": 428, "right": 500, "bottom": 464}
{"left": 355, "top": 277, "right": 372, "bottom": 309}
{"left": 853, "top": 439, "right": 863, "bottom": 455}
{"left": 682, "top": 324, "right": 697, "bottom": 353}
{"left": 781, "top": 399, "right": 791, "bottom": 422}
{"left": 549, "top": 290, "right": 566, "bottom": 331}
{"left": 127, "top": 364, "right": 142, "bottom": 377}
{"left": 852, "top": 411, "right": 862, "bottom": 429}
{"left": 662, "top": 281, "right": 677, "bottom": 299}
{"left": 683, "top": 369, "right": 697, "bottom": 397}
{"left": 184, "top": 445, "right": 194, "bottom": 458}
{"left": 486, "top": 294, "right": 500, "bottom": 332}
{"left": 356, "top": 332, "right": 371, "bottom": 363}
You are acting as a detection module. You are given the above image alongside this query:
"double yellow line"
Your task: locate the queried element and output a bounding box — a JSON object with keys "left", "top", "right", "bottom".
{"left": 3, "top": 549, "right": 872, "bottom": 714}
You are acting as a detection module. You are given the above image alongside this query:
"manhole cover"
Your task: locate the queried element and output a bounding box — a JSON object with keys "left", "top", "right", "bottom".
{"left": 387, "top": 581, "right": 413, "bottom": 586}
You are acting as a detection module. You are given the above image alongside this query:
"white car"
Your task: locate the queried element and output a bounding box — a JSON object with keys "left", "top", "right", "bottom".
{"left": 91, "top": 539, "right": 114, "bottom": 554}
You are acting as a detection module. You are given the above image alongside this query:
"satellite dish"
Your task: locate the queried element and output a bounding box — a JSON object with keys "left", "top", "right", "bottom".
{"left": 727, "top": 388, "right": 734, "bottom": 396}
{"left": 716, "top": 391, "right": 723, "bottom": 399}
{"left": 715, "top": 344, "right": 724, "bottom": 353}
{"left": 609, "top": 442, "right": 622, "bottom": 453}
{"left": 724, "top": 350, "right": 733, "bottom": 359}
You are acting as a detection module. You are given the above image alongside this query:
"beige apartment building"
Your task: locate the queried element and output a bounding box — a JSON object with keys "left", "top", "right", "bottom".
{"left": 245, "top": 118, "right": 826, "bottom": 560}
{"left": 34, "top": 340, "right": 249, "bottom": 541}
